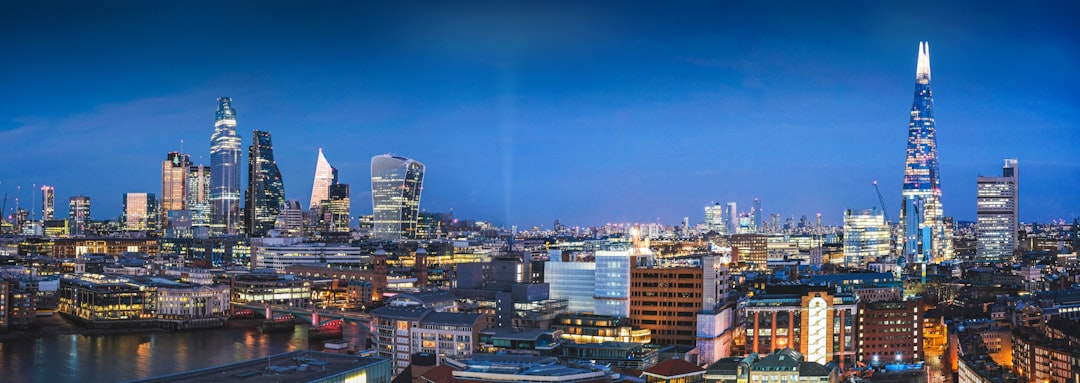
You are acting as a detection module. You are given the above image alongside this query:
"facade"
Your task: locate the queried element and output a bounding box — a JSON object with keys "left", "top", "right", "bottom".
{"left": 842, "top": 209, "right": 890, "bottom": 269}
{"left": 560, "top": 341, "right": 665, "bottom": 370}
{"left": 161, "top": 152, "right": 190, "bottom": 230}
{"left": 551, "top": 313, "right": 651, "bottom": 344}
{"left": 122, "top": 193, "right": 158, "bottom": 232}
{"left": 706, "top": 203, "right": 726, "bottom": 234}
{"left": 57, "top": 274, "right": 230, "bottom": 327}
{"left": 229, "top": 273, "right": 312, "bottom": 307}
{"left": 743, "top": 285, "right": 857, "bottom": 366}
{"left": 370, "top": 154, "right": 425, "bottom": 240}
{"left": 856, "top": 300, "right": 922, "bottom": 366}
{"left": 545, "top": 256, "right": 596, "bottom": 313}
{"left": 210, "top": 97, "right": 242, "bottom": 236}
{"left": 594, "top": 247, "right": 632, "bottom": 317}
{"left": 68, "top": 196, "right": 91, "bottom": 236}
{"left": 155, "top": 284, "right": 230, "bottom": 319}
{"left": 252, "top": 239, "right": 372, "bottom": 271}
{"left": 320, "top": 183, "right": 350, "bottom": 232}
{"left": 731, "top": 234, "right": 767, "bottom": 271}
{"left": 371, "top": 305, "right": 487, "bottom": 375}
{"left": 309, "top": 148, "right": 338, "bottom": 209}
{"left": 900, "top": 41, "right": 953, "bottom": 266}
{"left": 186, "top": 164, "right": 211, "bottom": 234}
{"left": 976, "top": 159, "right": 1019, "bottom": 263}
{"left": 41, "top": 185, "right": 55, "bottom": 221}
{"left": 1012, "top": 326, "right": 1079, "bottom": 383}
{"left": 244, "top": 130, "right": 286, "bottom": 237}
{"left": 630, "top": 264, "right": 703, "bottom": 346}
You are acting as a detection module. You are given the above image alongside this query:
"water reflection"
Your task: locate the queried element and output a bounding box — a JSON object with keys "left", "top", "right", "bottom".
{"left": 0, "top": 323, "right": 336, "bottom": 383}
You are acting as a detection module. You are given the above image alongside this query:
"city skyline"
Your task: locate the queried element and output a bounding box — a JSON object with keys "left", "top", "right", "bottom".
{"left": 1, "top": 1, "right": 1078, "bottom": 227}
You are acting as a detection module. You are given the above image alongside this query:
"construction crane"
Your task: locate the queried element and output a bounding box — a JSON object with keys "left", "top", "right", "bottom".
{"left": 872, "top": 181, "right": 890, "bottom": 222}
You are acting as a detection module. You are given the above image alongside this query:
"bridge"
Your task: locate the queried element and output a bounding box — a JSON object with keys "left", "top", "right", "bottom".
{"left": 233, "top": 303, "right": 371, "bottom": 326}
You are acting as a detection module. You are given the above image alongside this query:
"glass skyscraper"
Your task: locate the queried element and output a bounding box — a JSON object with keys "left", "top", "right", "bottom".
{"left": 976, "top": 159, "right": 1019, "bottom": 263}
{"left": 68, "top": 196, "right": 90, "bottom": 236}
{"left": 843, "top": 208, "right": 890, "bottom": 269}
{"left": 245, "top": 130, "right": 286, "bottom": 237}
{"left": 210, "top": 97, "right": 242, "bottom": 236}
{"left": 900, "top": 42, "right": 952, "bottom": 267}
{"left": 40, "top": 185, "right": 55, "bottom": 221}
{"left": 122, "top": 192, "right": 158, "bottom": 232}
{"left": 309, "top": 148, "right": 338, "bottom": 210}
{"left": 370, "top": 154, "right": 424, "bottom": 240}
{"left": 162, "top": 152, "right": 190, "bottom": 229}
{"left": 186, "top": 165, "right": 211, "bottom": 234}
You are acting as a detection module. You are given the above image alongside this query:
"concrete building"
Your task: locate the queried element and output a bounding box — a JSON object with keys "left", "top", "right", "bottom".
{"left": 371, "top": 305, "right": 487, "bottom": 375}
{"left": 251, "top": 237, "right": 371, "bottom": 271}
{"left": 630, "top": 263, "right": 704, "bottom": 346}
{"left": 856, "top": 300, "right": 923, "bottom": 366}
{"left": 731, "top": 234, "right": 767, "bottom": 271}
{"left": 742, "top": 285, "right": 857, "bottom": 366}
{"left": 229, "top": 272, "right": 311, "bottom": 308}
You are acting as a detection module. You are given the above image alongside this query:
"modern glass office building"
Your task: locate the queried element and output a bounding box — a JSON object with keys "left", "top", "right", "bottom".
{"left": 976, "top": 159, "right": 1019, "bottom": 262}
{"left": 842, "top": 209, "right": 890, "bottom": 269}
{"left": 161, "top": 152, "right": 190, "bottom": 229}
{"left": 186, "top": 165, "right": 211, "bottom": 233}
{"left": 309, "top": 148, "right": 338, "bottom": 210}
{"left": 900, "top": 42, "right": 952, "bottom": 266}
{"left": 245, "top": 130, "right": 286, "bottom": 237}
{"left": 210, "top": 97, "right": 242, "bottom": 236}
{"left": 370, "top": 154, "right": 424, "bottom": 240}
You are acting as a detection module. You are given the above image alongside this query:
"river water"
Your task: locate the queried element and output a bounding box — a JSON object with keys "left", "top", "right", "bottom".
{"left": 0, "top": 318, "right": 369, "bottom": 383}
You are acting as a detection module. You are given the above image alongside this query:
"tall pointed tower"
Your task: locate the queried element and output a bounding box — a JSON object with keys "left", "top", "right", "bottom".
{"left": 210, "top": 97, "right": 242, "bottom": 236}
{"left": 900, "top": 42, "right": 953, "bottom": 268}
{"left": 309, "top": 148, "right": 338, "bottom": 209}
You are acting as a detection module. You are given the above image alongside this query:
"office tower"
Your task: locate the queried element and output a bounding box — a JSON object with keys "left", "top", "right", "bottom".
{"left": 593, "top": 247, "right": 632, "bottom": 317}
{"left": 40, "top": 185, "right": 54, "bottom": 221}
{"left": 322, "top": 183, "right": 350, "bottom": 232}
{"left": 744, "top": 285, "right": 857, "bottom": 366}
{"left": 976, "top": 159, "right": 1019, "bottom": 262}
{"left": 278, "top": 200, "right": 304, "bottom": 236}
{"left": 186, "top": 165, "right": 211, "bottom": 232}
{"left": 370, "top": 154, "right": 425, "bottom": 240}
{"left": 629, "top": 262, "right": 704, "bottom": 346}
{"left": 244, "top": 130, "right": 286, "bottom": 237}
{"left": 705, "top": 203, "right": 725, "bottom": 234}
{"left": 210, "top": 97, "right": 242, "bottom": 236}
{"left": 725, "top": 202, "right": 737, "bottom": 235}
{"left": 309, "top": 148, "right": 338, "bottom": 210}
{"left": 161, "top": 152, "right": 190, "bottom": 228}
{"left": 753, "top": 198, "right": 762, "bottom": 232}
{"left": 122, "top": 193, "right": 158, "bottom": 232}
{"left": 842, "top": 209, "right": 890, "bottom": 269}
{"left": 68, "top": 196, "right": 90, "bottom": 236}
{"left": 900, "top": 41, "right": 952, "bottom": 266}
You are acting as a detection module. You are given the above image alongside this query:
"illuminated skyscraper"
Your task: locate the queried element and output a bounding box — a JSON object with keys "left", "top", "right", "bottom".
{"left": 843, "top": 209, "right": 890, "bottom": 269}
{"left": 210, "top": 97, "right": 242, "bottom": 236}
{"left": 976, "top": 159, "right": 1019, "bottom": 262}
{"left": 245, "top": 130, "right": 286, "bottom": 237}
{"left": 161, "top": 152, "right": 190, "bottom": 228}
{"left": 40, "top": 185, "right": 54, "bottom": 221}
{"left": 122, "top": 193, "right": 158, "bottom": 232}
{"left": 370, "top": 154, "right": 424, "bottom": 240}
{"left": 705, "top": 202, "right": 725, "bottom": 234}
{"left": 68, "top": 196, "right": 90, "bottom": 236}
{"left": 900, "top": 42, "right": 952, "bottom": 267}
{"left": 186, "top": 165, "right": 211, "bottom": 232}
{"left": 725, "top": 202, "right": 737, "bottom": 235}
{"left": 753, "top": 197, "right": 762, "bottom": 232}
{"left": 320, "top": 183, "right": 350, "bottom": 232}
{"left": 309, "top": 148, "right": 338, "bottom": 210}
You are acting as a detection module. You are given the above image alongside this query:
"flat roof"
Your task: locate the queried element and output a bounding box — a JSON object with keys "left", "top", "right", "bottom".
{"left": 128, "top": 350, "right": 387, "bottom": 383}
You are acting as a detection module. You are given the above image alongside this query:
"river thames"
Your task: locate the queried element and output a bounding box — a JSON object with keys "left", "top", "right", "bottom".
{"left": 0, "top": 317, "right": 369, "bottom": 383}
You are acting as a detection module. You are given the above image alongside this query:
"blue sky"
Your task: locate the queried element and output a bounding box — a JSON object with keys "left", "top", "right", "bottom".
{"left": 1, "top": 1, "right": 1078, "bottom": 227}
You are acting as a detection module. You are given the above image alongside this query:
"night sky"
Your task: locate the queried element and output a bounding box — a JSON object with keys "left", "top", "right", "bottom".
{"left": 1, "top": 1, "right": 1078, "bottom": 227}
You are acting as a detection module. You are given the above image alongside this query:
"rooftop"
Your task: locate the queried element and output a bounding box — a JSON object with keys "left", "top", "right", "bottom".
{"left": 129, "top": 350, "right": 387, "bottom": 383}
{"left": 643, "top": 358, "right": 705, "bottom": 378}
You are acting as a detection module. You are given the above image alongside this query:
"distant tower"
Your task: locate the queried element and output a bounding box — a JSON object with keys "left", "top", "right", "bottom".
{"left": 68, "top": 196, "right": 90, "bottom": 236}
{"left": 976, "top": 159, "right": 1019, "bottom": 262}
{"left": 186, "top": 164, "right": 212, "bottom": 233}
{"left": 900, "top": 41, "right": 953, "bottom": 266}
{"left": 370, "top": 154, "right": 425, "bottom": 240}
{"left": 753, "top": 198, "right": 762, "bottom": 232}
{"left": 210, "top": 97, "right": 242, "bottom": 236}
{"left": 322, "top": 183, "right": 351, "bottom": 232}
{"left": 725, "top": 202, "right": 737, "bottom": 235}
{"left": 162, "top": 152, "right": 191, "bottom": 229}
{"left": 705, "top": 202, "right": 725, "bottom": 234}
{"left": 40, "top": 185, "right": 55, "bottom": 221}
{"left": 309, "top": 148, "right": 339, "bottom": 210}
{"left": 245, "top": 130, "right": 286, "bottom": 237}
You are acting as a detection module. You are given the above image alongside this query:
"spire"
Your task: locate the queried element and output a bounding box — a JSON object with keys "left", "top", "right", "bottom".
{"left": 916, "top": 41, "right": 931, "bottom": 84}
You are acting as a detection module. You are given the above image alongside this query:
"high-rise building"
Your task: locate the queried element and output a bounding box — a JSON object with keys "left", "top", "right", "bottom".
{"left": 753, "top": 198, "right": 762, "bottom": 232}
{"left": 842, "top": 209, "right": 890, "bottom": 269}
{"left": 370, "top": 154, "right": 425, "bottom": 240}
{"left": 725, "top": 202, "right": 737, "bottom": 235}
{"left": 900, "top": 41, "right": 953, "bottom": 266}
{"left": 277, "top": 200, "right": 305, "bottom": 236}
{"left": 186, "top": 165, "right": 211, "bottom": 233}
{"left": 705, "top": 203, "right": 725, "bottom": 234}
{"left": 210, "top": 97, "right": 242, "bottom": 236}
{"left": 309, "top": 148, "right": 338, "bottom": 210}
{"left": 68, "top": 196, "right": 90, "bottom": 236}
{"left": 161, "top": 152, "right": 190, "bottom": 229}
{"left": 976, "top": 159, "right": 1019, "bottom": 262}
{"left": 244, "top": 130, "right": 286, "bottom": 237}
{"left": 122, "top": 193, "right": 158, "bottom": 232}
{"left": 40, "top": 185, "right": 54, "bottom": 221}
{"left": 321, "top": 183, "right": 350, "bottom": 232}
